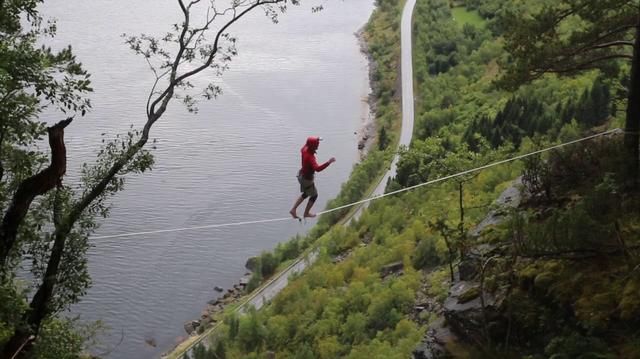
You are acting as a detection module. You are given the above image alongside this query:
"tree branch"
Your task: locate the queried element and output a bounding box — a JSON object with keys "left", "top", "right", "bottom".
{"left": 567, "top": 24, "right": 637, "bottom": 57}
{"left": 148, "top": 0, "right": 283, "bottom": 117}
{"left": 535, "top": 53, "right": 634, "bottom": 75}
{"left": 520, "top": 245, "right": 640, "bottom": 260}
{"left": 0, "top": 118, "right": 72, "bottom": 269}
{"left": 589, "top": 40, "right": 635, "bottom": 49}
{"left": 0, "top": 121, "right": 6, "bottom": 183}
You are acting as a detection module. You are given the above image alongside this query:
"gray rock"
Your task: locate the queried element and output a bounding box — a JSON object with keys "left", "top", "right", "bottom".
{"left": 412, "top": 343, "right": 435, "bottom": 359}
{"left": 443, "top": 281, "right": 506, "bottom": 344}
{"left": 381, "top": 261, "right": 404, "bottom": 277}
{"left": 214, "top": 286, "right": 224, "bottom": 292}
{"left": 470, "top": 178, "right": 522, "bottom": 237}
{"left": 412, "top": 319, "right": 450, "bottom": 359}
{"left": 183, "top": 320, "right": 200, "bottom": 335}
{"left": 458, "top": 257, "right": 480, "bottom": 281}
{"left": 245, "top": 256, "right": 260, "bottom": 272}
{"left": 200, "top": 317, "right": 211, "bottom": 328}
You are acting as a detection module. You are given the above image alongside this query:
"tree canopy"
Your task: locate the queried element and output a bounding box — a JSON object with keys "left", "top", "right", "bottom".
{"left": 498, "top": 0, "right": 640, "bottom": 180}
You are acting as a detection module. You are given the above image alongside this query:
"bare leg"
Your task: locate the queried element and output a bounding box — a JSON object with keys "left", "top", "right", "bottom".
{"left": 290, "top": 195, "right": 305, "bottom": 219}
{"left": 303, "top": 197, "right": 317, "bottom": 218}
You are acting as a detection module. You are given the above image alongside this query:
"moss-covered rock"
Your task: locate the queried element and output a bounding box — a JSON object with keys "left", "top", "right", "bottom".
{"left": 533, "top": 272, "right": 555, "bottom": 292}
{"left": 619, "top": 276, "right": 640, "bottom": 320}
{"left": 458, "top": 286, "right": 480, "bottom": 304}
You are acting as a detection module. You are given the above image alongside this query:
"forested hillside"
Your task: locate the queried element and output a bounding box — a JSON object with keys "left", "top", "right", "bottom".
{"left": 190, "top": 0, "right": 640, "bottom": 357}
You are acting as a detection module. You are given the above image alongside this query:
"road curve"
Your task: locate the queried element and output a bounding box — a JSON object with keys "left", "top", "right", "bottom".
{"left": 172, "top": 1, "right": 417, "bottom": 356}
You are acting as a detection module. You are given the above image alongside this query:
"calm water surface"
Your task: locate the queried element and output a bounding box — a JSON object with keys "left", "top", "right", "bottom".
{"left": 39, "top": 0, "right": 374, "bottom": 357}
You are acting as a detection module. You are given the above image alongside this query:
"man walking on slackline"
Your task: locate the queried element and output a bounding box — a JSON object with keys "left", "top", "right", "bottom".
{"left": 290, "top": 136, "right": 336, "bottom": 219}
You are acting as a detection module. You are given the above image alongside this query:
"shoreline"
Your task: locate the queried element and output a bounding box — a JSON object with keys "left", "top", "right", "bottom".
{"left": 355, "top": 25, "right": 378, "bottom": 159}
{"left": 162, "top": 272, "right": 252, "bottom": 356}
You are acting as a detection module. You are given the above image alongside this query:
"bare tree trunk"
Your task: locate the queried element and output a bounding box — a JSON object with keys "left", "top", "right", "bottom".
{"left": 0, "top": 123, "right": 5, "bottom": 183}
{"left": 442, "top": 233, "right": 455, "bottom": 282}
{"left": 459, "top": 182, "right": 464, "bottom": 236}
{"left": 624, "top": 16, "right": 640, "bottom": 184}
{"left": 458, "top": 182, "right": 466, "bottom": 259}
{"left": 0, "top": 119, "right": 72, "bottom": 269}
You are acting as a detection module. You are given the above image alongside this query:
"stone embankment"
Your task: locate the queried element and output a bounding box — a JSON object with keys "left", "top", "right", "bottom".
{"left": 182, "top": 269, "right": 252, "bottom": 336}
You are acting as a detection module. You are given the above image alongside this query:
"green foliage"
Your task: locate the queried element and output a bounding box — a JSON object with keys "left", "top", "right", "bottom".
{"left": 225, "top": 313, "right": 240, "bottom": 341}
{"left": 495, "top": 0, "right": 638, "bottom": 180}
{"left": 451, "top": 7, "right": 486, "bottom": 28}
{"left": 30, "top": 319, "right": 85, "bottom": 359}
{"left": 412, "top": 236, "right": 442, "bottom": 269}
{"left": 425, "top": 268, "right": 451, "bottom": 303}
{"left": 544, "top": 333, "right": 614, "bottom": 359}
{"left": 619, "top": 276, "right": 640, "bottom": 320}
{"left": 497, "top": 0, "right": 635, "bottom": 88}
{"left": 0, "top": 280, "right": 28, "bottom": 346}
{"left": 214, "top": 339, "right": 227, "bottom": 359}
{"left": 465, "top": 76, "right": 613, "bottom": 149}
{"left": 246, "top": 269, "right": 263, "bottom": 294}
{"left": 237, "top": 309, "right": 266, "bottom": 352}
{"left": 378, "top": 126, "right": 389, "bottom": 150}
{"left": 259, "top": 251, "right": 277, "bottom": 278}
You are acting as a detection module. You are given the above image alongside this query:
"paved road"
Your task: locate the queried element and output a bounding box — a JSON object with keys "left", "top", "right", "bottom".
{"left": 242, "top": 251, "right": 318, "bottom": 312}
{"left": 349, "top": 0, "right": 417, "bottom": 221}
{"left": 174, "top": 1, "right": 417, "bottom": 356}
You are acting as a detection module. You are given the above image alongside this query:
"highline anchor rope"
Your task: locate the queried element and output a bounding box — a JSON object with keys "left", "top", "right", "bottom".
{"left": 91, "top": 128, "right": 625, "bottom": 240}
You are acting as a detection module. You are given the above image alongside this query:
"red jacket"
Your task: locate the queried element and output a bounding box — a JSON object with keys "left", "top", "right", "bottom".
{"left": 300, "top": 137, "right": 330, "bottom": 180}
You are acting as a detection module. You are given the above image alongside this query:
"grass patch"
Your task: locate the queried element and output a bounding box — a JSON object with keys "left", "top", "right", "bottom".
{"left": 451, "top": 6, "right": 485, "bottom": 28}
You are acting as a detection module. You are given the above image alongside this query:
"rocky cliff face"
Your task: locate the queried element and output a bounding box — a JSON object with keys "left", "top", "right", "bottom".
{"left": 413, "top": 181, "right": 522, "bottom": 358}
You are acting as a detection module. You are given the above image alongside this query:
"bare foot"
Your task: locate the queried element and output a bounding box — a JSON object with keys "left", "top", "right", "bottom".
{"left": 289, "top": 209, "right": 299, "bottom": 219}
{"left": 303, "top": 212, "right": 316, "bottom": 218}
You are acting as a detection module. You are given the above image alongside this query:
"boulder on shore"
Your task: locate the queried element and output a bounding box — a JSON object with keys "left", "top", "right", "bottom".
{"left": 245, "top": 256, "right": 260, "bottom": 272}
{"left": 183, "top": 320, "right": 200, "bottom": 335}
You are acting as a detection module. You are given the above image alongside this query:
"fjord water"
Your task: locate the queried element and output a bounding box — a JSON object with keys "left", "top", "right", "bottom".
{"left": 39, "top": 0, "right": 374, "bottom": 357}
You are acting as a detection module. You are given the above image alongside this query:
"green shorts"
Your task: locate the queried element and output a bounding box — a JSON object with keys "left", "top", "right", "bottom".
{"left": 297, "top": 173, "right": 318, "bottom": 198}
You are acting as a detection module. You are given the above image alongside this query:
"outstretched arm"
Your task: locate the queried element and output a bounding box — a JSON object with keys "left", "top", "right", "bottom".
{"left": 312, "top": 156, "right": 336, "bottom": 172}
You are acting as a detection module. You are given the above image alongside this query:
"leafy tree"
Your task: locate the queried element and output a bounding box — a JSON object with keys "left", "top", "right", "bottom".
{"left": 340, "top": 313, "right": 367, "bottom": 345}
{"left": 225, "top": 313, "right": 240, "bottom": 341}
{"left": 395, "top": 138, "right": 448, "bottom": 187}
{"left": 1, "top": 0, "right": 95, "bottom": 355}
{"left": 260, "top": 251, "right": 278, "bottom": 278}
{"left": 498, "top": 0, "right": 640, "bottom": 180}
{"left": 1, "top": 0, "right": 301, "bottom": 356}
{"left": 378, "top": 126, "right": 389, "bottom": 150}
{"left": 237, "top": 308, "right": 266, "bottom": 352}
{"left": 29, "top": 319, "right": 84, "bottom": 359}
{"left": 213, "top": 338, "right": 227, "bottom": 359}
